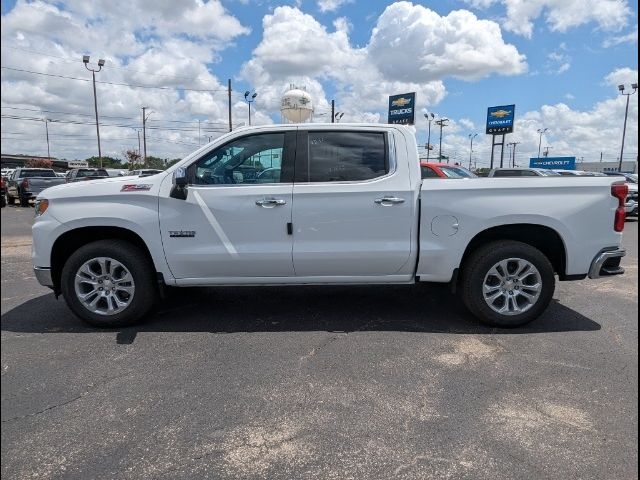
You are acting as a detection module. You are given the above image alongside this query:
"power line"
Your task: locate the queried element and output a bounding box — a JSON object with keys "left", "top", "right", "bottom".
{"left": 1, "top": 66, "right": 239, "bottom": 95}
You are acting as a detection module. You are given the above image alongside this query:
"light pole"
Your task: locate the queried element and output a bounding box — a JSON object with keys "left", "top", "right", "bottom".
{"left": 424, "top": 112, "right": 434, "bottom": 161}
{"left": 244, "top": 90, "right": 257, "bottom": 126}
{"left": 618, "top": 83, "right": 638, "bottom": 172}
{"left": 543, "top": 146, "right": 552, "bottom": 157}
{"left": 435, "top": 118, "right": 449, "bottom": 162}
{"left": 83, "top": 55, "right": 105, "bottom": 167}
{"left": 468, "top": 133, "right": 478, "bottom": 170}
{"left": 537, "top": 128, "right": 548, "bottom": 159}
{"left": 334, "top": 112, "right": 345, "bottom": 123}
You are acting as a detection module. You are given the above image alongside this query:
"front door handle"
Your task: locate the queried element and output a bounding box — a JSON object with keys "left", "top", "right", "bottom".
{"left": 255, "top": 198, "right": 287, "bottom": 208}
{"left": 374, "top": 196, "right": 405, "bottom": 206}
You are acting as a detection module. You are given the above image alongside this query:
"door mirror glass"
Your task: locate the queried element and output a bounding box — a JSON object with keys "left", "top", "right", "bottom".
{"left": 170, "top": 167, "right": 188, "bottom": 199}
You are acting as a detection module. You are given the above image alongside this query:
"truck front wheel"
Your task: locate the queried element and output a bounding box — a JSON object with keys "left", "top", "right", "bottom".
{"left": 61, "top": 240, "right": 158, "bottom": 327}
{"left": 460, "top": 240, "right": 555, "bottom": 327}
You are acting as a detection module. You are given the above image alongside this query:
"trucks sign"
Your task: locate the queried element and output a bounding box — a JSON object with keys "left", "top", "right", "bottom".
{"left": 486, "top": 104, "right": 515, "bottom": 134}
{"left": 529, "top": 157, "right": 576, "bottom": 170}
{"left": 388, "top": 92, "right": 416, "bottom": 125}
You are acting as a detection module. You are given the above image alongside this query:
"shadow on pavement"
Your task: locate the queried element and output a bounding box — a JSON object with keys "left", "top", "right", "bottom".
{"left": 1, "top": 283, "right": 601, "bottom": 344}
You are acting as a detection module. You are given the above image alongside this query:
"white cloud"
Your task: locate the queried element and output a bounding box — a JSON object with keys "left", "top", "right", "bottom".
{"left": 1, "top": 0, "right": 250, "bottom": 160}
{"left": 317, "top": 0, "right": 352, "bottom": 13}
{"left": 368, "top": 2, "right": 526, "bottom": 82}
{"left": 465, "top": 0, "right": 631, "bottom": 38}
{"left": 603, "top": 26, "right": 638, "bottom": 47}
{"left": 432, "top": 68, "right": 638, "bottom": 168}
{"left": 242, "top": 3, "right": 525, "bottom": 126}
{"left": 458, "top": 118, "right": 476, "bottom": 130}
{"left": 604, "top": 67, "right": 639, "bottom": 87}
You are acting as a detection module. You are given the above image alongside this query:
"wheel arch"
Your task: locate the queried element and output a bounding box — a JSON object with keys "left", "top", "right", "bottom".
{"left": 50, "top": 226, "right": 157, "bottom": 293}
{"left": 459, "top": 223, "right": 568, "bottom": 280}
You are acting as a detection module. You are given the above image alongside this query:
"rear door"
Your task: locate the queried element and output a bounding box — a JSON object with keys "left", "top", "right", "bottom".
{"left": 291, "top": 128, "right": 414, "bottom": 277}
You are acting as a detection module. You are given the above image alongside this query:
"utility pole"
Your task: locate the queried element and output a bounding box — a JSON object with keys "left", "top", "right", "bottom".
{"left": 508, "top": 141, "right": 520, "bottom": 167}
{"left": 142, "top": 107, "right": 151, "bottom": 167}
{"left": 435, "top": 118, "right": 449, "bottom": 162}
{"left": 198, "top": 119, "right": 201, "bottom": 145}
{"left": 44, "top": 118, "right": 50, "bottom": 161}
{"left": 331, "top": 100, "right": 335, "bottom": 123}
{"left": 83, "top": 55, "right": 105, "bottom": 167}
{"left": 228, "top": 79, "right": 232, "bottom": 132}
{"left": 543, "top": 146, "right": 552, "bottom": 157}
{"left": 618, "top": 83, "right": 638, "bottom": 171}
{"left": 600, "top": 151, "right": 603, "bottom": 162}
{"left": 468, "top": 133, "right": 478, "bottom": 170}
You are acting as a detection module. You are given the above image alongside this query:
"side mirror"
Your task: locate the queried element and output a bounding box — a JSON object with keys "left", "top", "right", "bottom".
{"left": 170, "top": 167, "right": 188, "bottom": 200}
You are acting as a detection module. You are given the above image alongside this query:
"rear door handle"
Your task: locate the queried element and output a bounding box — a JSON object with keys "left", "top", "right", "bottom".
{"left": 374, "top": 196, "right": 405, "bottom": 205}
{"left": 255, "top": 198, "right": 287, "bottom": 208}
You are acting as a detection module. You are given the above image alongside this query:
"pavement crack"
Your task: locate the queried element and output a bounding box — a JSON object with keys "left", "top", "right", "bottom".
{"left": 1, "top": 373, "right": 128, "bottom": 423}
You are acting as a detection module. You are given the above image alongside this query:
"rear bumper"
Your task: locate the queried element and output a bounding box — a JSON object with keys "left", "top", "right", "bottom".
{"left": 34, "top": 267, "right": 54, "bottom": 287}
{"left": 588, "top": 248, "right": 626, "bottom": 279}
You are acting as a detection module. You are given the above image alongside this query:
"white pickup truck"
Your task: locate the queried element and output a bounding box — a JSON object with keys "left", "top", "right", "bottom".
{"left": 32, "top": 124, "right": 628, "bottom": 328}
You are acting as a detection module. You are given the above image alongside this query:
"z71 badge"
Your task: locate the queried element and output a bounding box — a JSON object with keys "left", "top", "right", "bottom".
{"left": 169, "top": 230, "right": 196, "bottom": 238}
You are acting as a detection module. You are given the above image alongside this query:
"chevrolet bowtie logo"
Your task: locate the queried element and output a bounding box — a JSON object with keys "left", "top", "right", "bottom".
{"left": 490, "top": 109, "right": 511, "bottom": 118}
{"left": 391, "top": 97, "right": 411, "bottom": 107}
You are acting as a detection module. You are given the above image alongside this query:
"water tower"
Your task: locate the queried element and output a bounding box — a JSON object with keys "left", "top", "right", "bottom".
{"left": 280, "top": 85, "right": 313, "bottom": 123}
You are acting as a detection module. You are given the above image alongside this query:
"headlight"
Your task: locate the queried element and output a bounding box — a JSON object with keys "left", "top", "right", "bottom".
{"left": 34, "top": 199, "right": 49, "bottom": 217}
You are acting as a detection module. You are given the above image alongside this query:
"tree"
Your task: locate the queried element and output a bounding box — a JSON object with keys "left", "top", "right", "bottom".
{"left": 85, "top": 156, "right": 123, "bottom": 168}
{"left": 123, "top": 150, "right": 142, "bottom": 170}
{"left": 25, "top": 159, "right": 53, "bottom": 168}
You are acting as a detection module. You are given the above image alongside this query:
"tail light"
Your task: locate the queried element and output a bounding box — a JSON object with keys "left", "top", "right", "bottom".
{"left": 611, "top": 182, "right": 628, "bottom": 232}
{"left": 21, "top": 178, "right": 29, "bottom": 189}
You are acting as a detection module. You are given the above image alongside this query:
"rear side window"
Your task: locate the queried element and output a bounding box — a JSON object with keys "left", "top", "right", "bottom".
{"left": 493, "top": 170, "right": 519, "bottom": 177}
{"left": 77, "top": 169, "right": 108, "bottom": 177}
{"left": 421, "top": 166, "right": 440, "bottom": 178}
{"left": 22, "top": 169, "right": 56, "bottom": 178}
{"left": 307, "top": 131, "right": 388, "bottom": 182}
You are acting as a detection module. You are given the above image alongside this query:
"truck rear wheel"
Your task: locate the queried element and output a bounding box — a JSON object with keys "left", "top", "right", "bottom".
{"left": 61, "top": 240, "right": 158, "bottom": 327}
{"left": 460, "top": 240, "right": 555, "bottom": 327}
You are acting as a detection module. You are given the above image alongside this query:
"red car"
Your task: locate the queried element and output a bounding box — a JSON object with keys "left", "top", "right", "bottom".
{"left": 420, "top": 162, "right": 477, "bottom": 179}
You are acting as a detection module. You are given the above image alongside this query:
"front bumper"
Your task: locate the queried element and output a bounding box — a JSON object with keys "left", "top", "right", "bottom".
{"left": 34, "top": 267, "right": 54, "bottom": 287}
{"left": 588, "top": 248, "right": 626, "bottom": 279}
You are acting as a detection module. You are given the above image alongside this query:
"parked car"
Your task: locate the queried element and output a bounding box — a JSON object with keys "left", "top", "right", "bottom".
{"left": 66, "top": 168, "right": 110, "bottom": 183}
{"left": 130, "top": 169, "right": 164, "bottom": 177}
{"left": 553, "top": 170, "right": 606, "bottom": 176}
{"left": 488, "top": 168, "right": 561, "bottom": 177}
{"left": 421, "top": 162, "right": 477, "bottom": 179}
{"left": 6, "top": 168, "right": 66, "bottom": 206}
{"left": 55, "top": 172, "right": 66, "bottom": 178}
{"left": 105, "top": 169, "right": 129, "bottom": 177}
{"left": 32, "top": 124, "right": 627, "bottom": 328}
{"left": 1, "top": 176, "right": 7, "bottom": 208}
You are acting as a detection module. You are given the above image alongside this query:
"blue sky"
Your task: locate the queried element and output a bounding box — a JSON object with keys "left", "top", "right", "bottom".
{"left": 1, "top": 0, "right": 638, "bottom": 164}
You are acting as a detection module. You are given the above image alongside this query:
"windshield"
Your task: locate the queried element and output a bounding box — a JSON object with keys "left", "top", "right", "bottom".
{"left": 440, "top": 166, "right": 476, "bottom": 178}
{"left": 21, "top": 169, "right": 56, "bottom": 178}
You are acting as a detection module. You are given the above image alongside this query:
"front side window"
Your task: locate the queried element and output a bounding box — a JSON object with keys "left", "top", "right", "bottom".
{"left": 493, "top": 170, "right": 518, "bottom": 177}
{"left": 193, "top": 133, "right": 284, "bottom": 185}
{"left": 307, "top": 131, "right": 388, "bottom": 182}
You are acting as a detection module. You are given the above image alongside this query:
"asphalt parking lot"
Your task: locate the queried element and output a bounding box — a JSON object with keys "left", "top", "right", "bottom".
{"left": 1, "top": 204, "right": 638, "bottom": 480}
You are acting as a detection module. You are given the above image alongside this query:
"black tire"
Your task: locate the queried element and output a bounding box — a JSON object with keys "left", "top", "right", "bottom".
{"left": 460, "top": 240, "right": 555, "bottom": 327}
{"left": 7, "top": 194, "right": 15, "bottom": 205}
{"left": 20, "top": 196, "right": 30, "bottom": 207}
{"left": 61, "top": 239, "right": 158, "bottom": 327}
{"left": 0, "top": 194, "right": 5, "bottom": 208}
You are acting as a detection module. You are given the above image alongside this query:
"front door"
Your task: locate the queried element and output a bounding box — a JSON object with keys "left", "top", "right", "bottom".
{"left": 159, "top": 129, "right": 296, "bottom": 280}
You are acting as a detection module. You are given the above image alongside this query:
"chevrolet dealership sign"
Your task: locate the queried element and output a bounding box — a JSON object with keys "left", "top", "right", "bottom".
{"left": 388, "top": 92, "right": 416, "bottom": 125}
